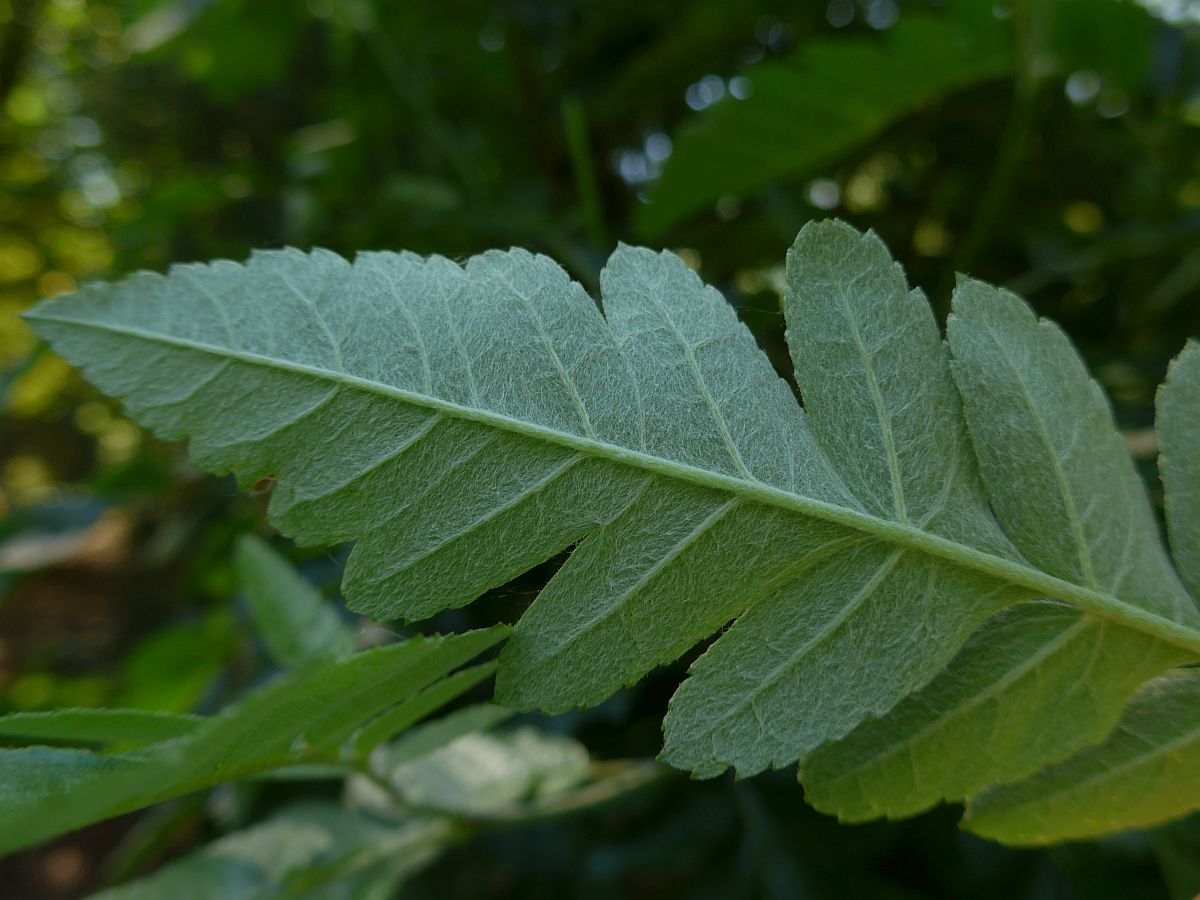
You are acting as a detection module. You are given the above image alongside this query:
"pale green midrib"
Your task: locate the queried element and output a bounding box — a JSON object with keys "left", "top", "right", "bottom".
{"left": 29, "top": 313, "right": 1200, "bottom": 657}
{"left": 968, "top": 719, "right": 1200, "bottom": 829}
{"left": 813, "top": 616, "right": 1092, "bottom": 797}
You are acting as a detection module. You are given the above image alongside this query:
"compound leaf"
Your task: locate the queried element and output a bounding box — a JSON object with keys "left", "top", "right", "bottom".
{"left": 801, "top": 603, "right": 1187, "bottom": 821}
{"left": 793, "top": 277, "right": 1200, "bottom": 821}
{"left": 660, "top": 220, "right": 1020, "bottom": 775}
{"left": 24, "top": 220, "right": 1200, "bottom": 840}
{"left": 797, "top": 276, "right": 1200, "bottom": 823}
{"left": 947, "top": 278, "right": 1195, "bottom": 625}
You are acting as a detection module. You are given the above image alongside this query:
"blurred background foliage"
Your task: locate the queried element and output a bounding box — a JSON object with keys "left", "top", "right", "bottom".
{"left": 3, "top": 0, "right": 1200, "bottom": 896}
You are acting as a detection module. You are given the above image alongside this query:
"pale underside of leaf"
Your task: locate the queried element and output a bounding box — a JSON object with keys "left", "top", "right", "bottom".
{"left": 1159, "top": 340, "right": 1200, "bottom": 598}
{"left": 796, "top": 275, "right": 1200, "bottom": 825}
{"left": 91, "top": 802, "right": 451, "bottom": 900}
{"left": 948, "top": 278, "right": 1198, "bottom": 627}
{"left": 24, "top": 222, "right": 1200, "bottom": 793}
{"left": 801, "top": 602, "right": 1187, "bottom": 821}
{"left": 662, "top": 221, "right": 1053, "bottom": 776}
{"left": 964, "top": 669, "right": 1200, "bottom": 845}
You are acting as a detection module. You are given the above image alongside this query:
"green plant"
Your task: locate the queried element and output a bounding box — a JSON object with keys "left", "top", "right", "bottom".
{"left": 13, "top": 219, "right": 1200, "bottom": 860}
{"left": 0, "top": 536, "right": 658, "bottom": 895}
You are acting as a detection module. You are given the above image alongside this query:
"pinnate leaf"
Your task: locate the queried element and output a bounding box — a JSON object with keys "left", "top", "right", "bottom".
{"left": 24, "top": 219, "right": 1200, "bottom": 842}
{"left": 801, "top": 603, "right": 1186, "bottom": 821}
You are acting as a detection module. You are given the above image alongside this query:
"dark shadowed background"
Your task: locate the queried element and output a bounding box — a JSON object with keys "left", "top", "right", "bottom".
{"left": 3, "top": 0, "right": 1200, "bottom": 896}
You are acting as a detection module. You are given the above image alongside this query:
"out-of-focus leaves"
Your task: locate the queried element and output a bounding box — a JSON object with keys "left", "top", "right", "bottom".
{"left": 91, "top": 802, "right": 454, "bottom": 900}
{"left": 0, "top": 708, "right": 200, "bottom": 747}
{"left": 234, "top": 534, "right": 356, "bottom": 669}
{"left": 381, "top": 703, "right": 514, "bottom": 768}
{"left": 116, "top": 611, "right": 238, "bottom": 713}
{"left": 0, "top": 627, "right": 507, "bottom": 853}
{"left": 388, "top": 728, "right": 590, "bottom": 816}
{"left": 638, "top": 0, "right": 1157, "bottom": 238}
{"left": 636, "top": 6, "right": 1013, "bottom": 236}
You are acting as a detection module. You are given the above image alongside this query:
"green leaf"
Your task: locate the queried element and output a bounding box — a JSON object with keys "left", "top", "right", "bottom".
{"left": 0, "top": 708, "right": 201, "bottom": 747}
{"left": 235, "top": 533, "right": 357, "bottom": 667}
{"left": 351, "top": 667, "right": 503, "bottom": 757}
{"left": 660, "top": 220, "right": 1020, "bottom": 776}
{"left": 380, "top": 703, "right": 514, "bottom": 768}
{"left": 801, "top": 603, "right": 1186, "bottom": 821}
{"left": 798, "top": 276, "right": 1200, "bottom": 823}
{"left": 636, "top": 0, "right": 1153, "bottom": 237}
{"left": 636, "top": 7, "right": 1012, "bottom": 236}
{"left": 117, "top": 610, "right": 236, "bottom": 712}
{"left": 1159, "top": 340, "right": 1200, "bottom": 597}
{"left": 964, "top": 670, "right": 1200, "bottom": 845}
{"left": 946, "top": 277, "right": 1194, "bottom": 624}
{"left": 24, "top": 220, "right": 1200, "bottom": 836}
{"left": 92, "top": 802, "right": 453, "bottom": 900}
{"left": 0, "top": 627, "right": 506, "bottom": 853}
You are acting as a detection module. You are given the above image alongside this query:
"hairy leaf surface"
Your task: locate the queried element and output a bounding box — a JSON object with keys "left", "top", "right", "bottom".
{"left": 1160, "top": 340, "right": 1200, "bottom": 597}
{"left": 797, "top": 280, "right": 1200, "bottom": 823}
{"left": 947, "top": 279, "right": 1194, "bottom": 623}
{"left": 801, "top": 603, "right": 1186, "bottom": 821}
{"left": 964, "top": 670, "right": 1200, "bottom": 845}
{"left": 25, "top": 220, "right": 1200, "bottom": 837}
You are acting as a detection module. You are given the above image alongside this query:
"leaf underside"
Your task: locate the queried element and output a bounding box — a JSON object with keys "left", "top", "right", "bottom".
{"left": 25, "top": 219, "right": 1200, "bottom": 843}
{"left": 965, "top": 669, "right": 1200, "bottom": 845}
{"left": 1160, "top": 341, "right": 1200, "bottom": 598}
